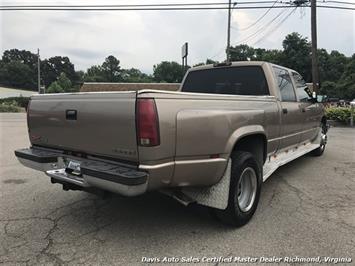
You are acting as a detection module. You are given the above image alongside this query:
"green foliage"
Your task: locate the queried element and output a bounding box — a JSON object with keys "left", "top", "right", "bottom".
{"left": 57, "top": 72, "right": 72, "bottom": 91}
{"left": 47, "top": 81, "right": 64, "bottom": 93}
{"left": 0, "top": 60, "right": 36, "bottom": 89}
{"left": 41, "top": 56, "right": 77, "bottom": 87}
{"left": 325, "top": 107, "right": 354, "bottom": 123}
{"left": 230, "top": 44, "right": 256, "bottom": 61}
{"left": 229, "top": 32, "right": 355, "bottom": 99}
{"left": 2, "top": 33, "right": 354, "bottom": 99}
{"left": 84, "top": 56, "right": 123, "bottom": 82}
{"left": 101, "top": 55, "right": 122, "bottom": 82}
{"left": 0, "top": 97, "right": 30, "bottom": 108}
{"left": 0, "top": 102, "right": 21, "bottom": 112}
{"left": 84, "top": 65, "right": 106, "bottom": 82}
{"left": 281, "top": 33, "right": 312, "bottom": 81}
{"left": 121, "top": 68, "right": 153, "bottom": 83}
{"left": 153, "top": 61, "right": 183, "bottom": 83}
{"left": 194, "top": 59, "right": 219, "bottom": 67}
{"left": 75, "top": 70, "right": 85, "bottom": 83}
{"left": 0, "top": 49, "right": 38, "bottom": 89}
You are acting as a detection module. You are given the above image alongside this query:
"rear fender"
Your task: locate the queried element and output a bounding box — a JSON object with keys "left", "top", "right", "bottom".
{"left": 224, "top": 125, "right": 266, "bottom": 157}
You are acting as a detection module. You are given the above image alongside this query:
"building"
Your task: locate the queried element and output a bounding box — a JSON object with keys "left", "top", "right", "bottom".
{"left": 80, "top": 82, "right": 180, "bottom": 92}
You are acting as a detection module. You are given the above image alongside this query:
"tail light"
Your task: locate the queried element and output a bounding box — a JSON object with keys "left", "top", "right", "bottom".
{"left": 137, "top": 98, "right": 160, "bottom": 146}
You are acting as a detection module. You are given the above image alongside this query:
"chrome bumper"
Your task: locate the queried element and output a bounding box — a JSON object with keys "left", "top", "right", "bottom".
{"left": 15, "top": 148, "right": 148, "bottom": 196}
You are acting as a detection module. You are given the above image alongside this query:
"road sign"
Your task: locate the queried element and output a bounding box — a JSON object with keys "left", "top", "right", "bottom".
{"left": 182, "top": 42, "right": 188, "bottom": 58}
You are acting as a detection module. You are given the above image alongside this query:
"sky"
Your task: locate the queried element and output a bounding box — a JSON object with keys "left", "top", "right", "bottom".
{"left": 0, "top": 0, "right": 354, "bottom": 74}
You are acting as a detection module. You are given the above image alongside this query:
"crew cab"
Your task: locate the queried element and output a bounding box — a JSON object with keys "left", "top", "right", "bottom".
{"left": 15, "top": 61, "right": 328, "bottom": 226}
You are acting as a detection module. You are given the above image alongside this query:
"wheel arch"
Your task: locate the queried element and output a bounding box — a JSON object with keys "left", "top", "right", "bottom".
{"left": 226, "top": 126, "right": 267, "bottom": 167}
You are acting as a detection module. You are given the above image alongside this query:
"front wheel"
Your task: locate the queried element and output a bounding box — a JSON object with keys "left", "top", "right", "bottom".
{"left": 212, "top": 151, "right": 262, "bottom": 227}
{"left": 310, "top": 122, "right": 328, "bottom": 156}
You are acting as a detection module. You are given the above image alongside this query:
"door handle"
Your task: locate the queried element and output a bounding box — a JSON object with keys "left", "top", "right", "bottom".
{"left": 66, "top": 110, "right": 77, "bottom": 120}
{"left": 282, "top": 108, "right": 288, "bottom": 114}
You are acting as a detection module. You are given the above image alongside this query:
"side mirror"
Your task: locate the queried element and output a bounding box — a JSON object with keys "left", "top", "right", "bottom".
{"left": 309, "top": 91, "right": 318, "bottom": 103}
{"left": 305, "top": 87, "right": 318, "bottom": 103}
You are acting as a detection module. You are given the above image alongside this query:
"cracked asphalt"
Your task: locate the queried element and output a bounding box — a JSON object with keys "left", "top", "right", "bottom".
{"left": 1, "top": 113, "right": 355, "bottom": 265}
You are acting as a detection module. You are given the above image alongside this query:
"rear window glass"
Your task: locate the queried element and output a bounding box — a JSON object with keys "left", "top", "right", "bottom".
{"left": 181, "top": 66, "right": 269, "bottom": 96}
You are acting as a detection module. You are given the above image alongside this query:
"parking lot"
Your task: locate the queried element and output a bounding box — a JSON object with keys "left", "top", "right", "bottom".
{"left": 0, "top": 113, "right": 354, "bottom": 265}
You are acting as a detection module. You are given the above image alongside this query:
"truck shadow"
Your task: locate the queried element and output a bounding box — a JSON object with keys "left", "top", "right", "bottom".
{"left": 6, "top": 152, "right": 324, "bottom": 266}
{"left": 49, "top": 156, "right": 314, "bottom": 235}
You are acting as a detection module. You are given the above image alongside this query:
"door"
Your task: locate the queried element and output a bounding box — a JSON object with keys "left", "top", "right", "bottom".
{"left": 273, "top": 67, "right": 303, "bottom": 150}
{"left": 292, "top": 72, "right": 321, "bottom": 143}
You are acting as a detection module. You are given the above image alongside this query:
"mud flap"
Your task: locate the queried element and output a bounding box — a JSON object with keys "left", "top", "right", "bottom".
{"left": 182, "top": 159, "right": 232, "bottom": 210}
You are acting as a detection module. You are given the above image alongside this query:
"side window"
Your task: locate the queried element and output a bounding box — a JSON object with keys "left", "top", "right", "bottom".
{"left": 292, "top": 72, "right": 311, "bottom": 102}
{"left": 273, "top": 67, "right": 296, "bottom": 102}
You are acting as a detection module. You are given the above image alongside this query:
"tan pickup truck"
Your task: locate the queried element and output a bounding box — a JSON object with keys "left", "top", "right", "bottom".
{"left": 15, "top": 61, "right": 327, "bottom": 227}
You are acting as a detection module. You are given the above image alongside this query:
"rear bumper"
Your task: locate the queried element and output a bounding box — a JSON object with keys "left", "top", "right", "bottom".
{"left": 15, "top": 147, "right": 148, "bottom": 196}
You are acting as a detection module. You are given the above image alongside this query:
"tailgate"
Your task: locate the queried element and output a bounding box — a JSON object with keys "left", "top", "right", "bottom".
{"left": 28, "top": 92, "right": 138, "bottom": 162}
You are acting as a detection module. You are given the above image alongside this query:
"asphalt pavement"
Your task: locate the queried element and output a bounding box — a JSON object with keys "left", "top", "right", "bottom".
{"left": 0, "top": 113, "right": 354, "bottom": 265}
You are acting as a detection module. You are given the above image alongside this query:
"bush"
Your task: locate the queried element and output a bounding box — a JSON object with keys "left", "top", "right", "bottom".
{"left": 47, "top": 81, "right": 64, "bottom": 93}
{"left": 0, "top": 96, "right": 30, "bottom": 108}
{"left": 58, "top": 72, "right": 72, "bottom": 91}
{"left": 325, "top": 107, "right": 354, "bottom": 123}
{"left": 0, "top": 103, "right": 21, "bottom": 112}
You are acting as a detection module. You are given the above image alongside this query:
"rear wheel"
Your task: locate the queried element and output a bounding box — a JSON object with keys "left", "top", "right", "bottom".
{"left": 212, "top": 151, "right": 262, "bottom": 227}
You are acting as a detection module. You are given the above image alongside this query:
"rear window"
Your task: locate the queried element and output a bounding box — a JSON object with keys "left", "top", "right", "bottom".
{"left": 181, "top": 66, "right": 269, "bottom": 96}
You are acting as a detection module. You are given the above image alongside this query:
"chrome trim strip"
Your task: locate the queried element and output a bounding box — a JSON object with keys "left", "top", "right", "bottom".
{"left": 139, "top": 161, "right": 175, "bottom": 170}
{"left": 139, "top": 158, "right": 227, "bottom": 170}
{"left": 175, "top": 158, "right": 227, "bottom": 165}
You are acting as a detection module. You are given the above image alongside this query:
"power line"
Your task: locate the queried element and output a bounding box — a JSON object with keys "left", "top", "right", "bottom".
{"left": 237, "top": 0, "right": 280, "bottom": 31}
{"left": 252, "top": 7, "right": 297, "bottom": 45}
{"left": 1, "top": 2, "right": 353, "bottom": 11}
{"left": 0, "top": 2, "right": 279, "bottom": 8}
{"left": 0, "top": 6, "right": 300, "bottom": 11}
{"left": 318, "top": 0, "right": 355, "bottom": 5}
{"left": 318, "top": 5, "right": 355, "bottom": 9}
{"left": 232, "top": 8, "right": 289, "bottom": 45}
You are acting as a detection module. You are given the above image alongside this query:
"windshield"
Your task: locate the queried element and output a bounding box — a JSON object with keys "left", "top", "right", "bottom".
{"left": 181, "top": 66, "right": 269, "bottom": 96}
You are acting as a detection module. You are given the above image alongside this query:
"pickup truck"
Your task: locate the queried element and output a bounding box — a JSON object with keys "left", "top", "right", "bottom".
{"left": 15, "top": 61, "right": 328, "bottom": 227}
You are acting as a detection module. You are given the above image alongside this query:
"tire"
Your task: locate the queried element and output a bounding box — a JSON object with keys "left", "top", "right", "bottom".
{"left": 212, "top": 151, "right": 262, "bottom": 227}
{"left": 310, "top": 122, "right": 327, "bottom": 157}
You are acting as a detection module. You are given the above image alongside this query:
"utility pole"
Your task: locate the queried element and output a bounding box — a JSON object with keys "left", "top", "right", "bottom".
{"left": 311, "top": 0, "right": 319, "bottom": 93}
{"left": 37, "top": 48, "right": 41, "bottom": 94}
{"left": 226, "top": 0, "right": 232, "bottom": 62}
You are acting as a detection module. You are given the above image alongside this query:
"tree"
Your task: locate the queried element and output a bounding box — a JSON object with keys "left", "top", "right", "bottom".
{"left": 75, "top": 70, "right": 85, "bottom": 83}
{"left": 337, "top": 54, "right": 355, "bottom": 99}
{"left": 2, "top": 49, "right": 37, "bottom": 68}
{"left": 42, "top": 56, "right": 77, "bottom": 87}
{"left": 101, "top": 55, "right": 121, "bottom": 82}
{"left": 230, "top": 44, "right": 256, "bottom": 61}
{"left": 153, "top": 61, "right": 183, "bottom": 83}
{"left": 47, "top": 81, "right": 64, "bottom": 93}
{"left": 193, "top": 59, "right": 219, "bottom": 67}
{"left": 57, "top": 72, "right": 72, "bottom": 91}
{"left": 0, "top": 49, "right": 37, "bottom": 89}
{"left": 84, "top": 65, "right": 105, "bottom": 82}
{"left": 0, "top": 61, "right": 35, "bottom": 89}
{"left": 121, "top": 68, "right": 153, "bottom": 83}
{"left": 281, "top": 32, "right": 312, "bottom": 82}
{"left": 206, "top": 59, "right": 219, "bottom": 65}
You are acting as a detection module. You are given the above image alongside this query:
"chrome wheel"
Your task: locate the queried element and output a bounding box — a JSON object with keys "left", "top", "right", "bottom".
{"left": 237, "top": 167, "right": 257, "bottom": 212}
{"left": 320, "top": 125, "right": 328, "bottom": 150}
